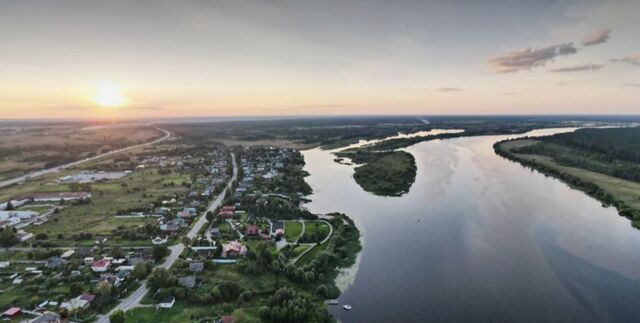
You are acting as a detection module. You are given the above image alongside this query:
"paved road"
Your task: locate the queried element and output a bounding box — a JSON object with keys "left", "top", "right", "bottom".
{"left": 0, "top": 126, "right": 171, "bottom": 190}
{"left": 99, "top": 153, "right": 237, "bottom": 322}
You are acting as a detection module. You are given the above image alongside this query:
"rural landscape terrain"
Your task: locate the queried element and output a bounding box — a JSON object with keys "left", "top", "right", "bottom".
{"left": 1, "top": 116, "right": 640, "bottom": 322}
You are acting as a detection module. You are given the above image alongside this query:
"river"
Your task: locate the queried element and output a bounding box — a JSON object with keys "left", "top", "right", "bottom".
{"left": 302, "top": 128, "right": 640, "bottom": 323}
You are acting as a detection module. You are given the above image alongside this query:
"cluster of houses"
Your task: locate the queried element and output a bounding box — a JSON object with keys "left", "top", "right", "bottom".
{"left": 1, "top": 247, "right": 153, "bottom": 321}
{"left": 233, "top": 147, "right": 290, "bottom": 198}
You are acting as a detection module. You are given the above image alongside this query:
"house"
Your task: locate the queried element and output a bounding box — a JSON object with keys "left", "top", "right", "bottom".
{"left": 160, "top": 219, "right": 184, "bottom": 232}
{"left": 2, "top": 307, "right": 21, "bottom": 319}
{"left": 47, "top": 256, "right": 63, "bottom": 269}
{"left": 178, "top": 276, "right": 196, "bottom": 288}
{"left": 91, "top": 259, "right": 111, "bottom": 272}
{"left": 189, "top": 262, "right": 204, "bottom": 273}
{"left": 177, "top": 211, "right": 191, "bottom": 219}
{"left": 217, "top": 210, "right": 234, "bottom": 219}
{"left": 183, "top": 207, "right": 197, "bottom": 216}
{"left": 245, "top": 225, "right": 260, "bottom": 236}
{"left": 275, "top": 228, "right": 285, "bottom": 237}
{"left": 152, "top": 236, "right": 168, "bottom": 245}
{"left": 60, "top": 250, "right": 75, "bottom": 259}
{"left": 210, "top": 227, "right": 220, "bottom": 238}
{"left": 63, "top": 294, "right": 95, "bottom": 311}
{"left": 222, "top": 205, "right": 236, "bottom": 212}
{"left": 159, "top": 296, "right": 175, "bottom": 309}
{"left": 29, "top": 311, "right": 61, "bottom": 323}
{"left": 222, "top": 241, "right": 247, "bottom": 258}
{"left": 219, "top": 315, "right": 235, "bottom": 323}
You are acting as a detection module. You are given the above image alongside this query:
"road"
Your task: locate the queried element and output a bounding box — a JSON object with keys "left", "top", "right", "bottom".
{"left": 99, "top": 153, "right": 237, "bottom": 322}
{"left": 0, "top": 126, "right": 172, "bottom": 190}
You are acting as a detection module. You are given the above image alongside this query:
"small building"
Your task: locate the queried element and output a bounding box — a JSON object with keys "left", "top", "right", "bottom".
{"left": 159, "top": 296, "right": 175, "bottom": 309}
{"left": 210, "top": 227, "right": 220, "bottom": 238}
{"left": 178, "top": 276, "right": 196, "bottom": 288}
{"left": 222, "top": 241, "right": 247, "bottom": 258}
{"left": 91, "top": 259, "right": 111, "bottom": 272}
{"left": 220, "top": 315, "right": 235, "bottom": 323}
{"left": 245, "top": 225, "right": 260, "bottom": 236}
{"left": 29, "top": 311, "right": 62, "bottom": 323}
{"left": 217, "top": 210, "right": 234, "bottom": 219}
{"left": 152, "top": 236, "right": 168, "bottom": 245}
{"left": 60, "top": 250, "right": 75, "bottom": 259}
{"left": 47, "top": 256, "right": 63, "bottom": 269}
{"left": 2, "top": 307, "right": 21, "bottom": 319}
{"left": 189, "top": 262, "right": 204, "bottom": 273}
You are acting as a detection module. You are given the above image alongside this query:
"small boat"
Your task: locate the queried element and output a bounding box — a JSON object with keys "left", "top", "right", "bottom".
{"left": 342, "top": 305, "right": 352, "bottom": 311}
{"left": 326, "top": 300, "right": 339, "bottom": 305}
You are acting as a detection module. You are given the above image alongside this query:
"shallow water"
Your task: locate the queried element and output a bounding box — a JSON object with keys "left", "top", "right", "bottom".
{"left": 302, "top": 128, "right": 640, "bottom": 323}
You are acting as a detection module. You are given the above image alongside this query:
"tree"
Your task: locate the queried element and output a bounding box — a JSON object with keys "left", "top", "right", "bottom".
{"left": 5, "top": 201, "right": 14, "bottom": 211}
{"left": 110, "top": 310, "right": 125, "bottom": 323}
{"left": 133, "top": 262, "right": 148, "bottom": 280}
{"left": 111, "top": 246, "right": 126, "bottom": 259}
{"left": 205, "top": 211, "right": 214, "bottom": 222}
{"left": 152, "top": 245, "right": 170, "bottom": 262}
{"left": 69, "top": 282, "right": 83, "bottom": 296}
{"left": 97, "top": 281, "right": 113, "bottom": 306}
{"left": 147, "top": 268, "right": 176, "bottom": 291}
{"left": 0, "top": 228, "right": 18, "bottom": 247}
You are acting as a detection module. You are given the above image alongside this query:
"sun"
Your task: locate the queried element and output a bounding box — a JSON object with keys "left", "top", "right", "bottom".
{"left": 92, "top": 83, "right": 126, "bottom": 108}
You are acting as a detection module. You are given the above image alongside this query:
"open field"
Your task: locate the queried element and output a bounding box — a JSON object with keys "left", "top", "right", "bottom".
{"left": 0, "top": 124, "right": 163, "bottom": 181}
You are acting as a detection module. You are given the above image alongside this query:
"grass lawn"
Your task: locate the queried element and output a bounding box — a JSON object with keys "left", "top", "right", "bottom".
{"left": 302, "top": 221, "right": 330, "bottom": 242}
{"left": 297, "top": 242, "right": 328, "bottom": 266}
{"left": 284, "top": 221, "right": 303, "bottom": 242}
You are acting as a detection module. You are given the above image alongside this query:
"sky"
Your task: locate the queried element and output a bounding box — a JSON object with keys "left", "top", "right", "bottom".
{"left": 0, "top": 0, "right": 638, "bottom": 119}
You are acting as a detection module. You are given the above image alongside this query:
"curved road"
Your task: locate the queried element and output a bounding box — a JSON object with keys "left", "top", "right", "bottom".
{"left": 99, "top": 153, "right": 237, "bottom": 322}
{"left": 0, "top": 126, "right": 172, "bottom": 190}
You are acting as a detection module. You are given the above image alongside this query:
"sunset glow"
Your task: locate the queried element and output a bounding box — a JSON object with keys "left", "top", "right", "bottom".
{"left": 92, "top": 83, "right": 126, "bottom": 108}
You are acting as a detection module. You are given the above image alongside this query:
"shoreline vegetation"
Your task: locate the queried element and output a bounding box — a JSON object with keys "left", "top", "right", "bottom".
{"left": 494, "top": 127, "right": 640, "bottom": 229}
{"left": 336, "top": 151, "right": 416, "bottom": 196}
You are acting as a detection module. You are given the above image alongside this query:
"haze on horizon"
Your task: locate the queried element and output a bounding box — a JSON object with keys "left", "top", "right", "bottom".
{"left": 1, "top": 0, "right": 638, "bottom": 119}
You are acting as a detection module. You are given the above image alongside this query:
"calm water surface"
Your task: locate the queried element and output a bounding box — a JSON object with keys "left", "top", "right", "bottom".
{"left": 302, "top": 128, "right": 640, "bottom": 323}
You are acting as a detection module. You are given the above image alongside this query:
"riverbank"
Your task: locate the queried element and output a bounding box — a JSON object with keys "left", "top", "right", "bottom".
{"left": 495, "top": 133, "right": 640, "bottom": 229}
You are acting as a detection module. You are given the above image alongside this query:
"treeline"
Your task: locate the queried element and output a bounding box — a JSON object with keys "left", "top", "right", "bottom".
{"left": 512, "top": 127, "right": 640, "bottom": 182}
{"left": 494, "top": 140, "right": 640, "bottom": 228}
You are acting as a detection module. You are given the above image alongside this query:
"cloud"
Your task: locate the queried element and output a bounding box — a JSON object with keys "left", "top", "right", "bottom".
{"left": 502, "top": 92, "right": 518, "bottom": 96}
{"left": 610, "top": 54, "right": 640, "bottom": 66}
{"left": 549, "top": 63, "right": 603, "bottom": 72}
{"left": 621, "top": 83, "right": 640, "bottom": 87}
{"left": 489, "top": 43, "right": 579, "bottom": 73}
{"left": 434, "top": 87, "right": 462, "bottom": 92}
{"left": 581, "top": 29, "right": 611, "bottom": 46}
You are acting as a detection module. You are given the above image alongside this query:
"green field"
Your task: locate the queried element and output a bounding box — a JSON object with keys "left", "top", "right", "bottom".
{"left": 284, "top": 221, "right": 303, "bottom": 242}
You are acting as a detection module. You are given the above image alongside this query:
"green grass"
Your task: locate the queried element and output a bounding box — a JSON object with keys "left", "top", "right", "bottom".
{"left": 302, "top": 222, "right": 330, "bottom": 241}
{"left": 284, "top": 221, "right": 303, "bottom": 242}
{"left": 297, "top": 242, "right": 328, "bottom": 266}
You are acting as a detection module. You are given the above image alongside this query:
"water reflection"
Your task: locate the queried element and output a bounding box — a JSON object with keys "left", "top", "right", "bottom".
{"left": 302, "top": 128, "right": 640, "bottom": 323}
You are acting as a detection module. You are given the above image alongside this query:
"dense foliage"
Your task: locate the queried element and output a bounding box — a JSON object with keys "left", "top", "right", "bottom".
{"left": 512, "top": 127, "right": 640, "bottom": 182}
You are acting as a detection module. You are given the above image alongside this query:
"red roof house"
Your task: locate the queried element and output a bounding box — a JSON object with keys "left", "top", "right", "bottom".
{"left": 91, "top": 259, "right": 111, "bottom": 272}
{"left": 245, "top": 225, "right": 260, "bottom": 236}
{"left": 217, "top": 210, "right": 234, "bottom": 219}
{"left": 2, "top": 307, "right": 21, "bottom": 317}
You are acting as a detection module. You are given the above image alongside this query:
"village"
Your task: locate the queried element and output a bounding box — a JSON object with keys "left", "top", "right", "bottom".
{"left": 0, "top": 141, "right": 356, "bottom": 323}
